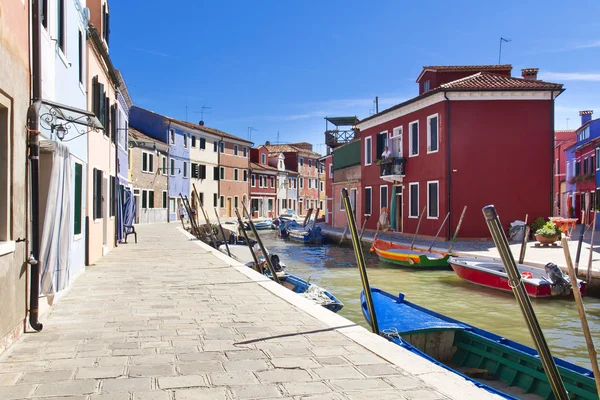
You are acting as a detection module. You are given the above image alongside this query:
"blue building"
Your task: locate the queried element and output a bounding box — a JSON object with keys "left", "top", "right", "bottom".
{"left": 129, "top": 107, "right": 191, "bottom": 221}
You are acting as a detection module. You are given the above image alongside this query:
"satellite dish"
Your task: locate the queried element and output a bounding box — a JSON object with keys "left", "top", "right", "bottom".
{"left": 199, "top": 120, "right": 204, "bottom": 126}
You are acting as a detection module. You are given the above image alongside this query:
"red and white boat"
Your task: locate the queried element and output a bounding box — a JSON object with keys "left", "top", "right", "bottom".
{"left": 448, "top": 257, "right": 587, "bottom": 298}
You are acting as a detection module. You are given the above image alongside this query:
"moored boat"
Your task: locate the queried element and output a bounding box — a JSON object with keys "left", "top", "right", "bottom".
{"left": 244, "top": 218, "right": 273, "bottom": 230}
{"left": 362, "top": 288, "right": 597, "bottom": 400}
{"left": 279, "top": 220, "right": 326, "bottom": 244}
{"left": 371, "top": 239, "right": 450, "bottom": 268}
{"left": 449, "top": 257, "right": 587, "bottom": 298}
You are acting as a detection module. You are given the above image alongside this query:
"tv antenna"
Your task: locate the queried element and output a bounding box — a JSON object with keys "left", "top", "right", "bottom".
{"left": 498, "top": 37, "right": 511, "bottom": 64}
{"left": 247, "top": 127, "right": 258, "bottom": 141}
{"left": 194, "top": 105, "right": 212, "bottom": 124}
{"left": 277, "top": 130, "right": 280, "bottom": 144}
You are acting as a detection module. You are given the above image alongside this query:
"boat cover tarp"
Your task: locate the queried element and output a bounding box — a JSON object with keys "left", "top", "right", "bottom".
{"left": 368, "top": 289, "right": 465, "bottom": 335}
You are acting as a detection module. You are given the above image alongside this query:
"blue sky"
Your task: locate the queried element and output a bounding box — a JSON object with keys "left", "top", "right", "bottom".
{"left": 110, "top": 0, "right": 600, "bottom": 153}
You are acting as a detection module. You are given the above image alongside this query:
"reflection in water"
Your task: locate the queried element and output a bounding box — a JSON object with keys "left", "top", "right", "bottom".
{"left": 256, "top": 230, "right": 600, "bottom": 369}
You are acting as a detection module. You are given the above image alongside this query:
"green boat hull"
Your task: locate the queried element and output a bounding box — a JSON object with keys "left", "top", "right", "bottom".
{"left": 377, "top": 253, "right": 451, "bottom": 269}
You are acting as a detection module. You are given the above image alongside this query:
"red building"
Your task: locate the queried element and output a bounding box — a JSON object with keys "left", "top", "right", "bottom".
{"left": 356, "top": 65, "right": 564, "bottom": 238}
{"left": 572, "top": 138, "right": 598, "bottom": 223}
{"left": 250, "top": 146, "right": 278, "bottom": 218}
{"left": 554, "top": 130, "right": 576, "bottom": 217}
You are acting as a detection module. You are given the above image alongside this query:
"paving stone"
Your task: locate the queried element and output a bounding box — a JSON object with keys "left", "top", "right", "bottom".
{"left": 90, "top": 393, "right": 131, "bottom": 400}
{"left": 384, "top": 375, "right": 426, "bottom": 390}
{"left": 97, "top": 356, "right": 129, "bottom": 367}
{"left": 344, "top": 352, "right": 388, "bottom": 365}
{"left": 311, "top": 365, "right": 363, "bottom": 380}
{"left": 356, "top": 363, "right": 401, "bottom": 376}
{"left": 314, "top": 356, "right": 348, "bottom": 366}
{"left": 255, "top": 368, "right": 312, "bottom": 383}
{"left": 0, "top": 361, "right": 48, "bottom": 372}
{"left": 35, "top": 379, "right": 99, "bottom": 397}
{"left": 131, "top": 354, "right": 175, "bottom": 365}
{"left": 133, "top": 390, "right": 171, "bottom": 400}
{"left": 49, "top": 357, "right": 98, "bottom": 368}
{"left": 282, "top": 381, "right": 332, "bottom": 396}
{"left": 0, "top": 372, "right": 20, "bottom": 386}
{"left": 225, "top": 350, "right": 268, "bottom": 361}
{"left": 401, "top": 388, "right": 449, "bottom": 399}
{"left": 76, "top": 366, "right": 125, "bottom": 379}
{"left": 328, "top": 378, "right": 393, "bottom": 391}
{"left": 0, "top": 384, "right": 36, "bottom": 399}
{"left": 270, "top": 357, "right": 320, "bottom": 369}
{"left": 223, "top": 359, "right": 269, "bottom": 372}
{"left": 158, "top": 375, "right": 207, "bottom": 389}
{"left": 18, "top": 369, "right": 74, "bottom": 384}
{"left": 101, "top": 377, "right": 152, "bottom": 392}
{"left": 130, "top": 364, "right": 176, "bottom": 377}
{"left": 209, "top": 371, "right": 259, "bottom": 386}
{"left": 174, "top": 387, "right": 228, "bottom": 400}
{"left": 178, "top": 361, "right": 224, "bottom": 374}
{"left": 231, "top": 384, "right": 281, "bottom": 399}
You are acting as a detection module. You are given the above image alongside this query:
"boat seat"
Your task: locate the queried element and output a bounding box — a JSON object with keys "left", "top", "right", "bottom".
{"left": 387, "top": 248, "right": 444, "bottom": 259}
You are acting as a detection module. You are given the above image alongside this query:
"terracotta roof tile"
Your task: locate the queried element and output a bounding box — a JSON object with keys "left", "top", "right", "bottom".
{"left": 422, "top": 64, "right": 512, "bottom": 72}
{"left": 265, "top": 144, "right": 321, "bottom": 158}
{"left": 129, "top": 127, "right": 167, "bottom": 145}
{"left": 439, "top": 72, "right": 563, "bottom": 90}
{"left": 250, "top": 162, "right": 279, "bottom": 173}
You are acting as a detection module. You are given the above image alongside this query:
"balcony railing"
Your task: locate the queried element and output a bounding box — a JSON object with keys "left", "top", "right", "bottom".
{"left": 380, "top": 157, "right": 406, "bottom": 181}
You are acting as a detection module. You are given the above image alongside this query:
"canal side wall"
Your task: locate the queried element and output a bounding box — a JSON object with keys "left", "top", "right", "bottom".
{"left": 179, "top": 227, "right": 500, "bottom": 399}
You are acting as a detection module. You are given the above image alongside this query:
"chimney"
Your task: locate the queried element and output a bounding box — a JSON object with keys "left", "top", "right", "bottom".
{"left": 580, "top": 110, "right": 593, "bottom": 126}
{"left": 521, "top": 68, "right": 539, "bottom": 81}
{"left": 265, "top": 140, "right": 271, "bottom": 146}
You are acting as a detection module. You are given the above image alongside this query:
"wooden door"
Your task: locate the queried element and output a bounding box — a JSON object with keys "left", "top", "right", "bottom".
{"left": 227, "top": 197, "right": 232, "bottom": 217}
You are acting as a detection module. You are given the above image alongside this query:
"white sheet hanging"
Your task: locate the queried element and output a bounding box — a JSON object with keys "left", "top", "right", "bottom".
{"left": 39, "top": 141, "right": 73, "bottom": 295}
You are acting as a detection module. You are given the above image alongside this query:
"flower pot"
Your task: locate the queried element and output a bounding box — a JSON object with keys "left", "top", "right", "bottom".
{"left": 535, "top": 234, "right": 560, "bottom": 245}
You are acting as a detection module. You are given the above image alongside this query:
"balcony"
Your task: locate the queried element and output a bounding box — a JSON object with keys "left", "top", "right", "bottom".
{"left": 380, "top": 157, "right": 406, "bottom": 183}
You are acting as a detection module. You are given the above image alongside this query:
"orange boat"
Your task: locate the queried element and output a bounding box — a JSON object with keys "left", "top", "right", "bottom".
{"left": 370, "top": 239, "right": 451, "bottom": 268}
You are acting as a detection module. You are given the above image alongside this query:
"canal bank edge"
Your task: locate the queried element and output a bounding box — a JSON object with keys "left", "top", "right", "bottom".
{"left": 177, "top": 227, "right": 501, "bottom": 399}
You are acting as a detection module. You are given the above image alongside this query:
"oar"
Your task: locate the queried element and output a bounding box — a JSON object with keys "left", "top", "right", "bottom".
{"left": 518, "top": 214, "right": 529, "bottom": 264}
{"left": 447, "top": 206, "right": 467, "bottom": 254}
{"left": 234, "top": 208, "right": 262, "bottom": 272}
{"left": 484, "top": 205, "right": 568, "bottom": 400}
{"left": 562, "top": 238, "right": 600, "bottom": 397}
{"left": 241, "top": 204, "right": 281, "bottom": 285}
{"left": 587, "top": 211, "right": 597, "bottom": 283}
{"left": 428, "top": 212, "right": 450, "bottom": 252}
{"left": 410, "top": 206, "right": 427, "bottom": 250}
{"left": 342, "top": 188, "right": 379, "bottom": 335}
{"left": 213, "top": 208, "right": 231, "bottom": 258}
{"left": 575, "top": 207, "right": 588, "bottom": 276}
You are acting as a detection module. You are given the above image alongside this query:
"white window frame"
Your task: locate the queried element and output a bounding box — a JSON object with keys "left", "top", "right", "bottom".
{"left": 220, "top": 142, "right": 225, "bottom": 153}
{"left": 365, "top": 186, "right": 372, "bottom": 216}
{"left": 391, "top": 126, "right": 403, "bottom": 158}
{"left": 424, "top": 80, "right": 430, "bottom": 92}
{"left": 183, "top": 133, "right": 188, "bottom": 148}
{"left": 141, "top": 150, "right": 154, "bottom": 173}
{"left": 380, "top": 185, "right": 388, "bottom": 211}
{"left": 555, "top": 158, "right": 559, "bottom": 176}
{"left": 170, "top": 129, "right": 175, "bottom": 145}
{"left": 365, "top": 136, "right": 372, "bottom": 166}
{"left": 270, "top": 176, "right": 274, "bottom": 188}
{"left": 243, "top": 147, "right": 248, "bottom": 157}
{"left": 234, "top": 168, "right": 239, "bottom": 181}
{"left": 170, "top": 158, "right": 175, "bottom": 176}
{"left": 0, "top": 95, "right": 12, "bottom": 248}
{"left": 329, "top": 164, "right": 333, "bottom": 178}
{"left": 427, "top": 114, "right": 439, "bottom": 154}
{"left": 234, "top": 144, "right": 238, "bottom": 156}
{"left": 299, "top": 157, "right": 304, "bottom": 167}
{"left": 427, "top": 180, "right": 439, "bottom": 219}
{"left": 300, "top": 177, "right": 304, "bottom": 188}
{"left": 409, "top": 120, "right": 419, "bottom": 157}
{"left": 161, "top": 155, "right": 167, "bottom": 175}
{"left": 409, "top": 182, "right": 419, "bottom": 218}
{"left": 261, "top": 153, "right": 266, "bottom": 164}
{"left": 566, "top": 162, "right": 570, "bottom": 180}
{"left": 308, "top": 179, "right": 312, "bottom": 189}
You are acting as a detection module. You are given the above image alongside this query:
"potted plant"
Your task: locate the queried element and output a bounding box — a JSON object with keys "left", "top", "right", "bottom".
{"left": 534, "top": 220, "right": 562, "bottom": 245}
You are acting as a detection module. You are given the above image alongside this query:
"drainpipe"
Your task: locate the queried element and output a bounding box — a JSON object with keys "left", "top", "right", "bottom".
{"left": 218, "top": 137, "right": 224, "bottom": 215}
{"left": 114, "top": 96, "right": 118, "bottom": 247}
{"left": 550, "top": 91, "right": 555, "bottom": 217}
{"left": 444, "top": 92, "right": 452, "bottom": 240}
{"left": 167, "top": 121, "right": 172, "bottom": 222}
{"left": 25, "top": 0, "right": 43, "bottom": 332}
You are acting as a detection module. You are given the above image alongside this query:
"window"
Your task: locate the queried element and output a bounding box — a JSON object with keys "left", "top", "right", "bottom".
{"left": 409, "top": 121, "right": 419, "bottom": 156}
{"left": 74, "top": 163, "right": 83, "bottom": 235}
{"left": 409, "top": 183, "right": 419, "bottom": 218}
{"left": 102, "top": 2, "right": 110, "bottom": 44}
{"left": 183, "top": 162, "right": 188, "bottom": 178}
{"left": 220, "top": 142, "right": 225, "bottom": 153}
{"left": 261, "top": 154, "right": 266, "bottom": 164}
{"left": 184, "top": 134, "right": 188, "bottom": 148}
{"left": 365, "top": 136, "right": 372, "bottom": 165}
{"left": 141, "top": 190, "right": 147, "bottom": 208}
{"left": 170, "top": 129, "right": 175, "bottom": 145}
{"left": 198, "top": 192, "right": 204, "bottom": 207}
{"left": 220, "top": 196, "right": 224, "bottom": 208}
{"left": 110, "top": 176, "right": 116, "bottom": 217}
{"left": 213, "top": 193, "right": 218, "bottom": 207}
{"left": 162, "top": 156, "right": 167, "bottom": 175}
{"left": 78, "top": 31, "right": 84, "bottom": 84}
{"left": 268, "top": 199, "right": 273, "bottom": 211}
{"left": 191, "top": 163, "right": 199, "bottom": 179}
{"left": 424, "top": 80, "right": 431, "bottom": 92}
{"left": 427, "top": 114, "right": 438, "bottom": 153}
{"left": 380, "top": 185, "right": 388, "bottom": 210}
{"left": 259, "top": 175, "right": 264, "bottom": 187}
{"left": 142, "top": 151, "right": 154, "bottom": 173}
{"left": 170, "top": 197, "right": 176, "bottom": 213}
{"left": 142, "top": 190, "right": 154, "bottom": 209}
{"left": 391, "top": 127, "right": 403, "bottom": 158}
{"left": 279, "top": 160, "right": 284, "bottom": 169}
{"left": 170, "top": 158, "right": 175, "bottom": 176}
{"left": 300, "top": 178, "right": 304, "bottom": 188}
{"left": 162, "top": 191, "right": 168, "bottom": 208}
{"left": 365, "top": 187, "right": 372, "bottom": 216}
{"left": 213, "top": 166, "right": 219, "bottom": 180}
{"left": 576, "top": 161, "right": 581, "bottom": 176}
{"left": 251, "top": 174, "right": 256, "bottom": 187}
{"left": 329, "top": 164, "right": 333, "bottom": 178}
{"left": 308, "top": 159, "right": 312, "bottom": 168}
{"left": 200, "top": 164, "right": 206, "bottom": 179}
{"left": 243, "top": 170, "right": 248, "bottom": 182}
{"left": 308, "top": 179, "right": 312, "bottom": 189}
{"left": 299, "top": 158, "right": 304, "bottom": 166}
{"left": 234, "top": 196, "right": 239, "bottom": 207}
{"left": 93, "top": 168, "right": 103, "bottom": 219}
{"left": 315, "top": 178, "right": 318, "bottom": 188}
{"left": 243, "top": 147, "right": 247, "bottom": 157}
{"left": 57, "top": 0, "right": 66, "bottom": 53}
{"left": 597, "top": 148, "right": 600, "bottom": 170}
{"left": 270, "top": 176, "right": 274, "bottom": 188}
{"left": 234, "top": 169, "right": 239, "bottom": 181}
{"left": 91, "top": 77, "right": 106, "bottom": 127}
{"left": 555, "top": 158, "right": 559, "bottom": 176}
{"left": 566, "top": 162, "right": 570, "bottom": 180}
{"left": 320, "top": 181, "right": 324, "bottom": 192}
{"left": 584, "top": 158, "right": 589, "bottom": 174}
{"left": 213, "top": 141, "right": 218, "bottom": 152}
{"left": 234, "top": 145, "right": 238, "bottom": 156}
{"left": 320, "top": 201, "right": 323, "bottom": 210}
{"left": 427, "top": 181, "right": 439, "bottom": 218}
{"left": 306, "top": 199, "right": 310, "bottom": 209}
{"left": 220, "top": 167, "right": 225, "bottom": 180}
{"left": 41, "top": 0, "right": 48, "bottom": 29}
{"left": 191, "top": 136, "right": 196, "bottom": 148}
{"left": 376, "top": 132, "right": 387, "bottom": 160}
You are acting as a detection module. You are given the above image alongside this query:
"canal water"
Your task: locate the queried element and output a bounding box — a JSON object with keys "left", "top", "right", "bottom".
{"left": 257, "top": 230, "right": 600, "bottom": 369}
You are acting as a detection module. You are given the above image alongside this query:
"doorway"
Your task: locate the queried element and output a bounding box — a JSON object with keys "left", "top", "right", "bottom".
{"left": 396, "top": 186, "right": 403, "bottom": 233}
{"left": 299, "top": 200, "right": 303, "bottom": 216}
{"left": 350, "top": 188, "right": 357, "bottom": 216}
{"left": 226, "top": 197, "right": 232, "bottom": 217}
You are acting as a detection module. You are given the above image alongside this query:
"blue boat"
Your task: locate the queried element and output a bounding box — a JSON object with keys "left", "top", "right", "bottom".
{"left": 244, "top": 218, "right": 274, "bottom": 230}
{"left": 361, "top": 288, "right": 597, "bottom": 400}
{"left": 279, "top": 220, "right": 326, "bottom": 244}
{"left": 280, "top": 273, "right": 344, "bottom": 313}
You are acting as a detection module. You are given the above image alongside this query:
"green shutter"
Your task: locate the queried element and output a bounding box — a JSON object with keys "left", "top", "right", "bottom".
{"left": 333, "top": 140, "right": 361, "bottom": 170}
{"left": 74, "top": 163, "right": 82, "bottom": 234}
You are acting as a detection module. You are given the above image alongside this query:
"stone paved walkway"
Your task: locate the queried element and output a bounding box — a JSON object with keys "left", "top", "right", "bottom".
{"left": 0, "top": 223, "right": 496, "bottom": 400}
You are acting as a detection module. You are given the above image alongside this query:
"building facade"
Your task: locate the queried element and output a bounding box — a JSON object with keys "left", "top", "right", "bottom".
{"left": 356, "top": 65, "right": 563, "bottom": 238}
{"left": 0, "top": 0, "right": 30, "bottom": 353}
{"left": 187, "top": 126, "right": 219, "bottom": 220}
{"left": 320, "top": 154, "right": 333, "bottom": 223}
{"left": 330, "top": 141, "right": 361, "bottom": 229}
{"left": 318, "top": 160, "right": 326, "bottom": 218}
{"left": 129, "top": 128, "right": 169, "bottom": 223}
{"left": 250, "top": 146, "right": 278, "bottom": 218}
{"left": 554, "top": 130, "right": 576, "bottom": 218}
{"left": 218, "top": 136, "right": 252, "bottom": 217}
{"left": 271, "top": 153, "right": 289, "bottom": 216}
